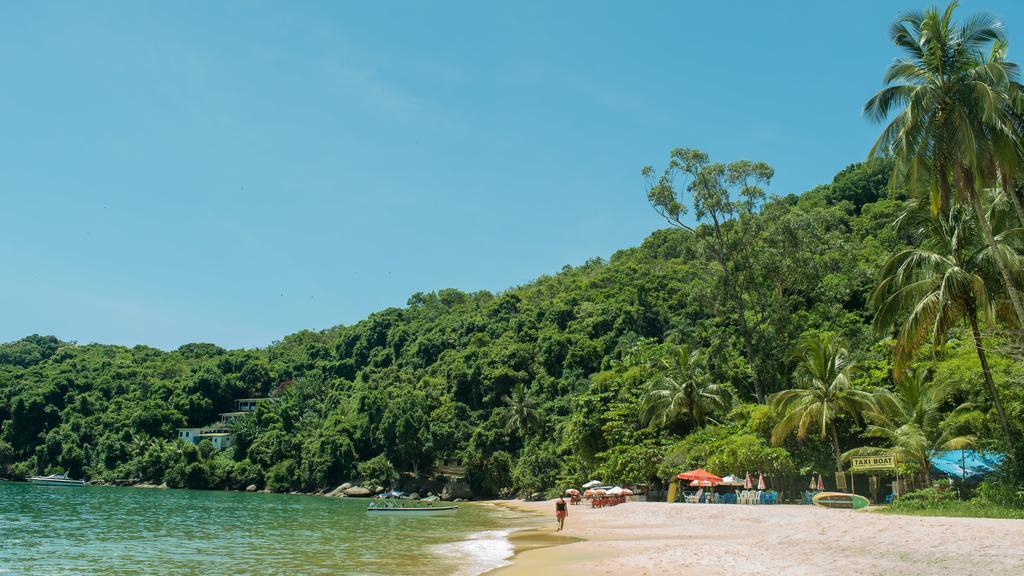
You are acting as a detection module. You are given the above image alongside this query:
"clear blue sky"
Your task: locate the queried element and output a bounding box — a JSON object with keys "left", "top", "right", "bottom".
{"left": 2, "top": 1, "right": 1022, "bottom": 350}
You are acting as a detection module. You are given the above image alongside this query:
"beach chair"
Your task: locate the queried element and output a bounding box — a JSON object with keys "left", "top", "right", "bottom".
{"left": 685, "top": 489, "right": 703, "bottom": 504}
{"left": 737, "top": 490, "right": 749, "bottom": 504}
{"left": 885, "top": 493, "right": 895, "bottom": 504}
{"left": 722, "top": 492, "right": 736, "bottom": 504}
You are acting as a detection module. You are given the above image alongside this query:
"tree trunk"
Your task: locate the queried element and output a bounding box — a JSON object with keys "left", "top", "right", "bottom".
{"left": 967, "top": 308, "right": 1012, "bottom": 442}
{"left": 711, "top": 241, "right": 763, "bottom": 404}
{"left": 829, "top": 422, "right": 843, "bottom": 474}
{"left": 967, "top": 180, "right": 1024, "bottom": 330}
{"left": 937, "top": 164, "right": 952, "bottom": 215}
{"left": 735, "top": 292, "right": 763, "bottom": 403}
{"left": 1004, "top": 178, "right": 1024, "bottom": 229}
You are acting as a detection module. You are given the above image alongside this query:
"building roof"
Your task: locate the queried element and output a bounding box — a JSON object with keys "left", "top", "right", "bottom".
{"left": 199, "top": 433, "right": 231, "bottom": 437}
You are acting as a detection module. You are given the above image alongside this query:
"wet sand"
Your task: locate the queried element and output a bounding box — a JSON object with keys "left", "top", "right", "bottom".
{"left": 486, "top": 499, "right": 1024, "bottom": 575}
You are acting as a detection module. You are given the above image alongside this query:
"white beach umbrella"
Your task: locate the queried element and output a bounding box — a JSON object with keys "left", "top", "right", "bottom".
{"left": 582, "top": 480, "right": 603, "bottom": 489}
{"left": 720, "top": 474, "right": 744, "bottom": 486}
{"left": 607, "top": 486, "right": 623, "bottom": 495}
{"left": 757, "top": 473, "right": 766, "bottom": 491}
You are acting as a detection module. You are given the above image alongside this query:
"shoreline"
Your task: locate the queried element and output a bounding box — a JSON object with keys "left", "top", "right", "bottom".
{"left": 473, "top": 500, "right": 581, "bottom": 575}
{"left": 485, "top": 499, "right": 1024, "bottom": 575}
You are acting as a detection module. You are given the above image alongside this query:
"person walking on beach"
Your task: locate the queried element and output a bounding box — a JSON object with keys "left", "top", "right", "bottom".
{"left": 555, "top": 495, "right": 568, "bottom": 531}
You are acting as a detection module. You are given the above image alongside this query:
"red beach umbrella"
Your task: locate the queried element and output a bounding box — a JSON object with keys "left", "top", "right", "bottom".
{"left": 757, "top": 473, "right": 766, "bottom": 491}
{"left": 583, "top": 489, "right": 595, "bottom": 498}
{"left": 565, "top": 488, "right": 580, "bottom": 496}
{"left": 817, "top": 474, "right": 825, "bottom": 491}
{"left": 744, "top": 472, "right": 753, "bottom": 490}
{"left": 676, "top": 469, "right": 722, "bottom": 485}
{"left": 620, "top": 488, "right": 633, "bottom": 496}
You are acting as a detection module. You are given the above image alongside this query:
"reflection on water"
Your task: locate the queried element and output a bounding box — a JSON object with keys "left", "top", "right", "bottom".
{"left": 0, "top": 482, "right": 531, "bottom": 575}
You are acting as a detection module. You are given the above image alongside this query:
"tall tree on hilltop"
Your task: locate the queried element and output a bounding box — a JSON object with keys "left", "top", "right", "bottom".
{"left": 871, "top": 199, "right": 1016, "bottom": 441}
{"left": 770, "top": 333, "right": 875, "bottom": 473}
{"left": 865, "top": 1, "right": 1024, "bottom": 329}
{"left": 643, "top": 149, "right": 774, "bottom": 402}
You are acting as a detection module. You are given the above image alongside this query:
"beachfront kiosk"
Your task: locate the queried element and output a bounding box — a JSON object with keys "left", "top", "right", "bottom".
{"left": 848, "top": 454, "right": 899, "bottom": 503}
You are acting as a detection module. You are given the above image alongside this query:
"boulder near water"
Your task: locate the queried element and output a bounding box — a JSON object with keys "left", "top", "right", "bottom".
{"left": 343, "top": 486, "right": 372, "bottom": 497}
{"left": 245, "top": 484, "right": 258, "bottom": 493}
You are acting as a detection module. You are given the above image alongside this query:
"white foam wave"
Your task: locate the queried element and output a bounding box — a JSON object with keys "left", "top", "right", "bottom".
{"left": 435, "top": 529, "right": 516, "bottom": 576}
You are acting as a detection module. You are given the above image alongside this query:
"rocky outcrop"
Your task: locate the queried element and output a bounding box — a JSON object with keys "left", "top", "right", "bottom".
{"left": 343, "top": 486, "right": 372, "bottom": 497}
{"left": 441, "top": 478, "right": 472, "bottom": 501}
{"left": 245, "top": 484, "right": 258, "bottom": 492}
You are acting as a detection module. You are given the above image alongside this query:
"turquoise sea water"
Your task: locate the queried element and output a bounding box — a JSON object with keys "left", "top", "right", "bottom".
{"left": 0, "top": 482, "right": 533, "bottom": 575}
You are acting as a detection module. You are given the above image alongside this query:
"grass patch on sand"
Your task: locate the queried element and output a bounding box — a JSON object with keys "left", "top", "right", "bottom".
{"left": 876, "top": 486, "right": 1024, "bottom": 519}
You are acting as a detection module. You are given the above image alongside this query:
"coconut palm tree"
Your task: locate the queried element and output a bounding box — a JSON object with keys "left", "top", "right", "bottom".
{"left": 770, "top": 333, "right": 875, "bottom": 473}
{"left": 871, "top": 200, "right": 1013, "bottom": 439}
{"left": 641, "top": 344, "right": 730, "bottom": 429}
{"left": 865, "top": 1, "right": 1024, "bottom": 328}
{"left": 844, "top": 367, "right": 975, "bottom": 488}
{"left": 500, "top": 383, "right": 543, "bottom": 438}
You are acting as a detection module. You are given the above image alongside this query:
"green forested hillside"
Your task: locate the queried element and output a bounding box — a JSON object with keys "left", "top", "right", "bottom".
{"left": 1, "top": 156, "right": 1021, "bottom": 499}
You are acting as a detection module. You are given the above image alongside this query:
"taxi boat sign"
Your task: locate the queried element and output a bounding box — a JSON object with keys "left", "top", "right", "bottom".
{"left": 850, "top": 456, "right": 897, "bottom": 472}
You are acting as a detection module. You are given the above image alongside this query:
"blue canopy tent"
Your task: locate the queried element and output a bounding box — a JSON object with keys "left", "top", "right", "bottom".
{"left": 930, "top": 450, "right": 1005, "bottom": 483}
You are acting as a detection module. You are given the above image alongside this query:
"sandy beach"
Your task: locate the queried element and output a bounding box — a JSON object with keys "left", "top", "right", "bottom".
{"left": 487, "top": 500, "right": 1024, "bottom": 576}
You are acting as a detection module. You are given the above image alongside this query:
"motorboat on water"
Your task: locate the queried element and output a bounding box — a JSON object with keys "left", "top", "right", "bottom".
{"left": 366, "top": 490, "right": 458, "bottom": 516}
{"left": 27, "top": 472, "right": 85, "bottom": 487}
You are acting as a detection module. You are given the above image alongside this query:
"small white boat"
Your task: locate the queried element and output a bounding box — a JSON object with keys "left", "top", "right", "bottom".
{"left": 367, "top": 491, "right": 457, "bottom": 516}
{"left": 27, "top": 473, "right": 85, "bottom": 487}
{"left": 366, "top": 505, "right": 458, "bottom": 516}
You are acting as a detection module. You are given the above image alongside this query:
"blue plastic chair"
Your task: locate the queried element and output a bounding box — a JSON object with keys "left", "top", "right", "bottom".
{"left": 885, "top": 493, "right": 895, "bottom": 504}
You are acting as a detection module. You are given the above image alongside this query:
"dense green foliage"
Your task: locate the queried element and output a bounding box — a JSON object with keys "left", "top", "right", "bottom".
{"left": 881, "top": 479, "right": 1024, "bottom": 519}
{"left": 1, "top": 4, "right": 1022, "bottom": 509}
{"left": 2, "top": 154, "right": 1015, "bottom": 499}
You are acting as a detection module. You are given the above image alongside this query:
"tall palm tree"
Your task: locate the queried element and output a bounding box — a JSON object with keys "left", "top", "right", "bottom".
{"left": 770, "top": 334, "right": 875, "bottom": 472}
{"left": 871, "top": 200, "right": 1013, "bottom": 439}
{"left": 865, "top": 1, "right": 1024, "bottom": 328}
{"left": 986, "top": 40, "right": 1024, "bottom": 227}
{"left": 641, "top": 344, "right": 730, "bottom": 429}
{"left": 500, "top": 383, "right": 543, "bottom": 438}
{"left": 844, "top": 367, "right": 975, "bottom": 488}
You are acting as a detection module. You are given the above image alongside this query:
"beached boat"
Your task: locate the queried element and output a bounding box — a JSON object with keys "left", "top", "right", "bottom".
{"left": 812, "top": 491, "right": 869, "bottom": 509}
{"left": 366, "top": 491, "right": 457, "bottom": 516}
{"left": 27, "top": 473, "right": 85, "bottom": 487}
{"left": 366, "top": 504, "right": 458, "bottom": 516}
